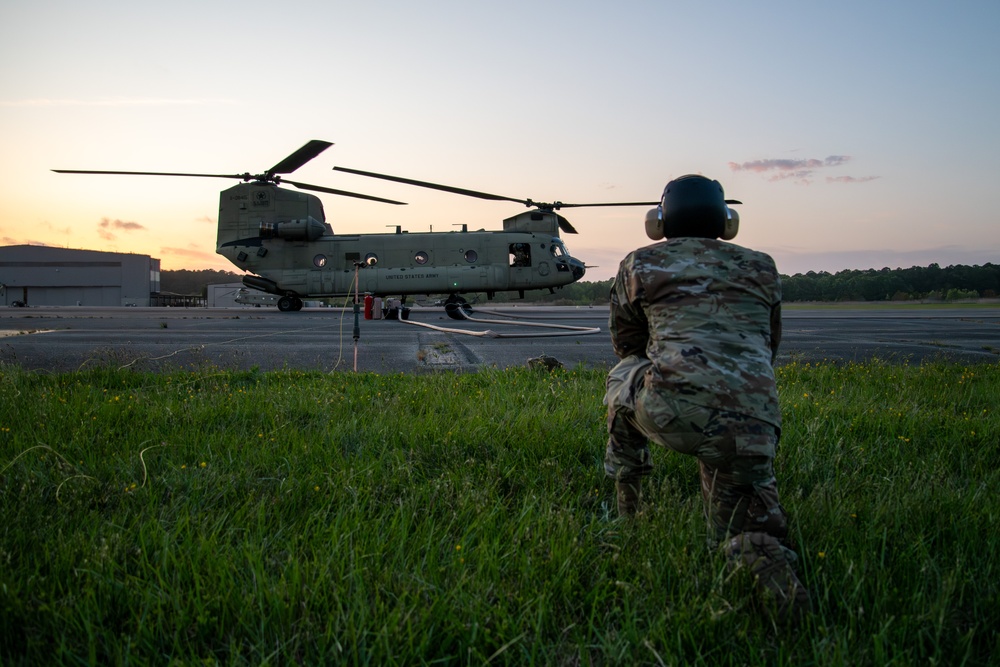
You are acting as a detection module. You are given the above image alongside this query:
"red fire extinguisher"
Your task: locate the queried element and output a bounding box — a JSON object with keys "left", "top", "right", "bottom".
{"left": 364, "top": 294, "right": 374, "bottom": 320}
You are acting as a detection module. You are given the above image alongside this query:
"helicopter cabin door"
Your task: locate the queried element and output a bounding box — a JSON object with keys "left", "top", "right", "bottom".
{"left": 507, "top": 241, "right": 535, "bottom": 290}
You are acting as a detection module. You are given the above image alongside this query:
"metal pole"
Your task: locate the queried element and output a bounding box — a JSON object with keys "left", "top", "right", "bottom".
{"left": 353, "top": 262, "right": 361, "bottom": 372}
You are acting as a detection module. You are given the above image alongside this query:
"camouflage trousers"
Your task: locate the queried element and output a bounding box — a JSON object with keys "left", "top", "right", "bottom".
{"left": 604, "top": 355, "right": 788, "bottom": 546}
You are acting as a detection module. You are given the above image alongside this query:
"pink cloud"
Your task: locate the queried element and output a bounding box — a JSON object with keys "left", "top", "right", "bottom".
{"left": 827, "top": 175, "right": 880, "bottom": 183}
{"left": 97, "top": 217, "right": 146, "bottom": 241}
{"left": 728, "top": 156, "right": 851, "bottom": 173}
{"left": 728, "top": 155, "right": 876, "bottom": 184}
{"left": 3, "top": 237, "right": 51, "bottom": 246}
{"left": 99, "top": 217, "right": 145, "bottom": 231}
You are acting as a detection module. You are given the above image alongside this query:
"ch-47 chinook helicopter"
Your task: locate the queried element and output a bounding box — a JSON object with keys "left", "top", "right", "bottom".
{"left": 54, "top": 140, "right": 659, "bottom": 316}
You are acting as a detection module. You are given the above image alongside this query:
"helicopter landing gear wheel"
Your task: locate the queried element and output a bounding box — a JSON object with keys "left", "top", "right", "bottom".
{"left": 444, "top": 295, "right": 473, "bottom": 320}
{"left": 278, "top": 295, "right": 301, "bottom": 312}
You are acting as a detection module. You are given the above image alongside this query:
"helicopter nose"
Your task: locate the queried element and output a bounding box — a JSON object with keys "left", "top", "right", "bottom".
{"left": 570, "top": 258, "right": 586, "bottom": 281}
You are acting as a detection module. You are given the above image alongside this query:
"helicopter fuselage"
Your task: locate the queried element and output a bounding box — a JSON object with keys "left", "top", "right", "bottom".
{"left": 217, "top": 183, "right": 585, "bottom": 306}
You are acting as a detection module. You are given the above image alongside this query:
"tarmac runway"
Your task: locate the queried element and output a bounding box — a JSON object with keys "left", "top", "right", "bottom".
{"left": 1, "top": 304, "right": 998, "bottom": 373}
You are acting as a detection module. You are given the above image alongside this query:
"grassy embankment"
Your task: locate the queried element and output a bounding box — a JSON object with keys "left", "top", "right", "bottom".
{"left": 1, "top": 360, "right": 998, "bottom": 665}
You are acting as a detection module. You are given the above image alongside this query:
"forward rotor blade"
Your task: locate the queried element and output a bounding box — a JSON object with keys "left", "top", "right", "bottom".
{"left": 334, "top": 167, "right": 527, "bottom": 206}
{"left": 282, "top": 179, "right": 407, "bottom": 205}
{"left": 555, "top": 214, "right": 578, "bottom": 234}
{"left": 557, "top": 198, "right": 741, "bottom": 208}
{"left": 268, "top": 140, "right": 334, "bottom": 175}
{"left": 556, "top": 201, "right": 659, "bottom": 209}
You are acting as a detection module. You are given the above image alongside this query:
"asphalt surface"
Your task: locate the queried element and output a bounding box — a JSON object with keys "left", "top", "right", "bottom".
{"left": 1, "top": 304, "right": 998, "bottom": 373}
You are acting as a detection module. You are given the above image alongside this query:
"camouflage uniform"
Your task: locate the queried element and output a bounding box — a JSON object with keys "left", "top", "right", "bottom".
{"left": 603, "top": 236, "right": 787, "bottom": 546}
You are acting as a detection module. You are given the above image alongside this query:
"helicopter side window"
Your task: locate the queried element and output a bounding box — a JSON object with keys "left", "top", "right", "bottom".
{"left": 313, "top": 254, "right": 327, "bottom": 268}
{"left": 464, "top": 250, "right": 478, "bottom": 263}
{"left": 364, "top": 253, "right": 378, "bottom": 266}
{"left": 414, "top": 251, "right": 429, "bottom": 265}
{"left": 509, "top": 243, "right": 531, "bottom": 267}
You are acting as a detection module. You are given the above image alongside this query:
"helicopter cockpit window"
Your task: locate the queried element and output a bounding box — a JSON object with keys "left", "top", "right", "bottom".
{"left": 509, "top": 243, "right": 531, "bottom": 267}
{"left": 550, "top": 240, "right": 568, "bottom": 258}
{"left": 364, "top": 253, "right": 378, "bottom": 266}
{"left": 414, "top": 251, "right": 429, "bottom": 265}
{"left": 464, "top": 249, "right": 478, "bottom": 263}
{"left": 313, "top": 254, "right": 327, "bottom": 268}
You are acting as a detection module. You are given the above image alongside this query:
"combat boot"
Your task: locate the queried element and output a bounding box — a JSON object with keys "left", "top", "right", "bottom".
{"left": 724, "top": 531, "right": 811, "bottom": 622}
{"left": 616, "top": 479, "right": 642, "bottom": 517}
{"left": 745, "top": 493, "right": 789, "bottom": 540}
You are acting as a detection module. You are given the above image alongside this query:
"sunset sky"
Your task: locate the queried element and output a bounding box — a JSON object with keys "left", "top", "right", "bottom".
{"left": 2, "top": 1, "right": 998, "bottom": 281}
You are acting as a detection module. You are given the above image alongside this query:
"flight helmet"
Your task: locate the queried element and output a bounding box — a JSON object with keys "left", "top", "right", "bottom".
{"left": 644, "top": 174, "right": 739, "bottom": 241}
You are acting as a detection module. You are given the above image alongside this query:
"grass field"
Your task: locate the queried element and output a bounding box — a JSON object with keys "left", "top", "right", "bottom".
{"left": 1, "top": 360, "right": 998, "bottom": 665}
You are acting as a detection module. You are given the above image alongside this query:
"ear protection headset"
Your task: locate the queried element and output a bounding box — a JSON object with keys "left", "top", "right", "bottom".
{"left": 722, "top": 207, "right": 739, "bottom": 240}
{"left": 644, "top": 174, "right": 741, "bottom": 241}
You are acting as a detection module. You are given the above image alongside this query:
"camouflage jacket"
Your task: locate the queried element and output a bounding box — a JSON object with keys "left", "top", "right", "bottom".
{"left": 609, "top": 237, "right": 782, "bottom": 428}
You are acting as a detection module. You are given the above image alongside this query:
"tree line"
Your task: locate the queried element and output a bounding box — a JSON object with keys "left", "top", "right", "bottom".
{"left": 160, "top": 263, "right": 999, "bottom": 305}
{"left": 779, "top": 263, "right": 999, "bottom": 302}
{"left": 510, "top": 262, "right": 1000, "bottom": 304}
{"left": 160, "top": 269, "right": 242, "bottom": 296}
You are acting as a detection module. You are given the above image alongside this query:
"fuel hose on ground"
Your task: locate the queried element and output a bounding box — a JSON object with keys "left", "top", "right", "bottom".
{"left": 398, "top": 307, "right": 601, "bottom": 338}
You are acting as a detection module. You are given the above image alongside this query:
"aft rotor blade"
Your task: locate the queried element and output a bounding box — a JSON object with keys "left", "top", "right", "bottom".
{"left": 334, "top": 167, "right": 528, "bottom": 206}
{"left": 53, "top": 169, "right": 406, "bottom": 204}
{"left": 52, "top": 169, "right": 247, "bottom": 180}
{"left": 282, "top": 179, "right": 407, "bottom": 205}
{"left": 268, "top": 140, "right": 334, "bottom": 175}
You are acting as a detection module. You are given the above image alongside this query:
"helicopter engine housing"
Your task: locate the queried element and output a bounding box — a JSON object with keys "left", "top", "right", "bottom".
{"left": 259, "top": 217, "right": 327, "bottom": 242}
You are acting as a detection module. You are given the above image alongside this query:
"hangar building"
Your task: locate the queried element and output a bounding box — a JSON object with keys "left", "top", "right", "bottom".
{"left": 0, "top": 245, "right": 160, "bottom": 307}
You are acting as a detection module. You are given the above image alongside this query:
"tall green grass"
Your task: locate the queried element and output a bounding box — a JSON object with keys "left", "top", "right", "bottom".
{"left": 1, "top": 360, "right": 997, "bottom": 665}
